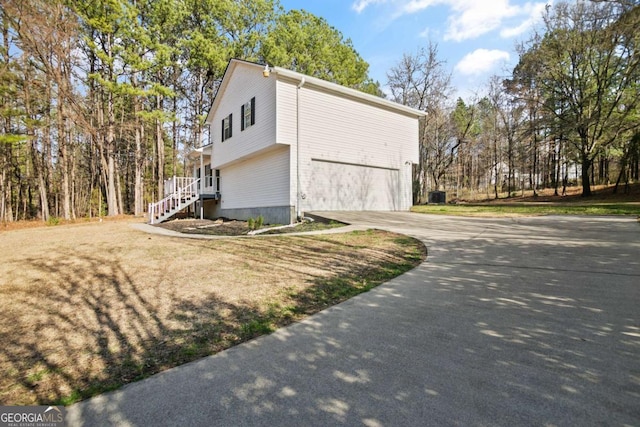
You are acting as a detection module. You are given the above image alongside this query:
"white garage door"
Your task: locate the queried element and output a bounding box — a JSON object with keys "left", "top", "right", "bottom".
{"left": 307, "top": 159, "right": 399, "bottom": 211}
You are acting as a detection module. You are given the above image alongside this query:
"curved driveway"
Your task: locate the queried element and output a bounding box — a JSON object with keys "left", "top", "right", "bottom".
{"left": 68, "top": 212, "right": 640, "bottom": 426}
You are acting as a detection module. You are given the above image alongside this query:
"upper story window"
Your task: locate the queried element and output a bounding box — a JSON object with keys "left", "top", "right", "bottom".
{"left": 241, "top": 97, "right": 255, "bottom": 131}
{"left": 222, "top": 114, "right": 232, "bottom": 142}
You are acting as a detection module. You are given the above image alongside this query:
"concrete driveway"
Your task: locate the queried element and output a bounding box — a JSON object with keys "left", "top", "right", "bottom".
{"left": 68, "top": 212, "right": 640, "bottom": 426}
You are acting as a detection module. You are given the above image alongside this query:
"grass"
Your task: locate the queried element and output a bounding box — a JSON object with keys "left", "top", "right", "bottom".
{"left": 0, "top": 218, "right": 425, "bottom": 406}
{"left": 411, "top": 203, "right": 640, "bottom": 217}
{"left": 413, "top": 183, "right": 640, "bottom": 217}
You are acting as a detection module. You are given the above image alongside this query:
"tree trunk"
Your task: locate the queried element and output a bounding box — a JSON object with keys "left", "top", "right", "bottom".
{"left": 106, "top": 89, "right": 119, "bottom": 216}
{"left": 131, "top": 71, "right": 144, "bottom": 216}
{"left": 613, "top": 164, "right": 625, "bottom": 194}
{"left": 115, "top": 159, "right": 124, "bottom": 215}
{"left": 58, "top": 103, "right": 72, "bottom": 220}
{"left": 0, "top": 165, "right": 8, "bottom": 222}
{"left": 581, "top": 153, "right": 592, "bottom": 197}
{"left": 24, "top": 76, "right": 50, "bottom": 221}
{"left": 532, "top": 131, "right": 538, "bottom": 196}
{"left": 507, "top": 134, "right": 513, "bottom": 197}
{"left": 493, "top": 137, "right": 499, "bottom": 199}
{"left": 70, "top": 137, "right": 77, "bottom": 219}
{"left": 36, "top": 160, "right": 50, "bottom": 221}
{"left": 172, "top": 89, "right": 178, "bottom": 176}
{"left": 156, "top": 94, "right": 164, "bottom": 201}
{"left": 613, "top": 142, "right": 630, "bottom": 194}
{"left": 134, "top": 116, "right": 144, "bottom": 216}
{"left": 96, "top": 97, "right": 109, "bottom": 216}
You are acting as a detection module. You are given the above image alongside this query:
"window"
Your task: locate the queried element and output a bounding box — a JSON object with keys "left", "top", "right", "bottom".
{"left": 241, "top": 97, "right": 255, "bottom": 131}
{"left": 205, "top": 164, "right": 212, "bottom": 188}
{"left": 222, "top": 114, "right": 232, "bottom": 142}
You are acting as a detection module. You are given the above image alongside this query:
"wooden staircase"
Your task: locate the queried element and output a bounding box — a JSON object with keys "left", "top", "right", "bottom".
{"left": 148, "top": 178, "right": 200, "bottom": 224}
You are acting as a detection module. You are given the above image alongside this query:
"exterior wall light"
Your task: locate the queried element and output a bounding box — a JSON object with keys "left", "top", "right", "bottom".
{"left": 263, "top": 63, "right": 270, "bottom": 78}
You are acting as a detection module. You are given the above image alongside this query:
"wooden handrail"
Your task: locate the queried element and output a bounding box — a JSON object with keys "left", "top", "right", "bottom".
{"left": 149, "top": 178, "right": 200, "bottom": 224}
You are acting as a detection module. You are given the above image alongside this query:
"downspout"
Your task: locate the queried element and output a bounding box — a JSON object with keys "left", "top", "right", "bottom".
{"left": 296, "top": 77, "right": 305, "bottom": 221}
{"left": 200, "top": 150, "right": 204, "bottom": 219}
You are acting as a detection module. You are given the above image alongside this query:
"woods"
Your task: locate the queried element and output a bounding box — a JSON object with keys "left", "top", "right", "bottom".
{"left": 391, "top": 0, "right": 640, "bottom": 203}
{"left": 1, "top": 0, "right": 638, "bottom": 222}
{"left": 0, "top": 0, "right": 376, "bottom": 221}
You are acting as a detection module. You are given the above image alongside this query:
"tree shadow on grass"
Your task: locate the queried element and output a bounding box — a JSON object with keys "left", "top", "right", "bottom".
{"left": 0, "top": 233, "right": 425, "bottom": 406}
{"left": 62, "top": 214, "right": 640, "bottom": 427}
{"left": 0, "top": 252, "right": 263, "bottom": 405}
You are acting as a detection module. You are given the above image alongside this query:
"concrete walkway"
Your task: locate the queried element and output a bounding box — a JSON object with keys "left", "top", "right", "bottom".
{"left": 68, "top": 213, "right": 640, "bottom": 426}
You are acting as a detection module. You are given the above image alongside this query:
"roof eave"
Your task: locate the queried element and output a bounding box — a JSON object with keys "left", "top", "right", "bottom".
{"left": 272, "top": 67, "right": 426, "bottom": 118}
{"left": 204, "top": 59, "right": 426, "bottom": 125}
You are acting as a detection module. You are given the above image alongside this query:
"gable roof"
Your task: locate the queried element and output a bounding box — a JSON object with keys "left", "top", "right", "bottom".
{"left": 205, "top": 59, "right": 426, "bottom": 124}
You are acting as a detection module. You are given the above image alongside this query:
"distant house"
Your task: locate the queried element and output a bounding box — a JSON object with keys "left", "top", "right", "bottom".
{"left": 149, "top": 59, "right": 425, "bottom": 224}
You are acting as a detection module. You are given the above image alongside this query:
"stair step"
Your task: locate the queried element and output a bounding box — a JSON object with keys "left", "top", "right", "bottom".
{"left": 149, "top": 189, "right": 200, "bottom": 224}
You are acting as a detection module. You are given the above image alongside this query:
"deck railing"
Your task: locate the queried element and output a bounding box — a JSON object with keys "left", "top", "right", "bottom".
{"left": 166, "top": 175, "right": 217, "bottom": 196}
{"left": 164, "top": 176, "right": 200, "bottom": 197}
{"left": 149, "top": 178, "right": 200, "bottom": 224}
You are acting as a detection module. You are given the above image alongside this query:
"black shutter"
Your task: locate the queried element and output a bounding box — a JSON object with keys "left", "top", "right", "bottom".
{"left": 251, "top": 97, "right": 255, "bottom": 126}
{"left": 229, "top": 114, "right": 232, "bottom": 138}
{"left": 241, "top": 104, "right": 245, "bottom": 131}
{"left": 221, "top": 119, "right": 225, "bottom": 142}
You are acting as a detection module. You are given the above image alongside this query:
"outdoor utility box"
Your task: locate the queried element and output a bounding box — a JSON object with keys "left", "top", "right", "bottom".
{"left": 428, "top": 191, "right": 446, "bottom": 204}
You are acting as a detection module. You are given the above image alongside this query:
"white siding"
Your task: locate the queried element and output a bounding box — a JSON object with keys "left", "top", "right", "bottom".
{"left": 202, "top": 60, "right": 422, "bottom": 217}
{"left": 208, "top": 63, "right": 279, "bottom": 169}
{"left": 219, "top": 145, "right": 290, "bottom": 209}
{"left": 295, "top": 85, "right": 419, "bottom": 211}
{"left": 275, "top": 78, "right": 300, "bottom": 210}
{"left": 275, "top": 78, "right": 297, "bottom": 146}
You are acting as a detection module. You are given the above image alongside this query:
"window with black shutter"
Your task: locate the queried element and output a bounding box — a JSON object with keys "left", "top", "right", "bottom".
{"left": 241, "top": 97, "right": 255, "bottom": 131}
{"left": 222, "top": 114, "right": 232, "bottom": 141}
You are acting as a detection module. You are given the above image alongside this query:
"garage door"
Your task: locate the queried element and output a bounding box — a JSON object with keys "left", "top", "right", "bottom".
{"left": 307, "top": 159, "right": 399, "bottom": 211}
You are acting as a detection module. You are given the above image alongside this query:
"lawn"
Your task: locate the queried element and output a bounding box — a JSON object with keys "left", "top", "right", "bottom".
{"left": 413, "top": 183, "right": 640, "bottom": 217}
{"left": 0, "top": 218, "right": 425, "bottom": 406}
{"left": 411, "top": 202, "right": 640, "bottom": 217}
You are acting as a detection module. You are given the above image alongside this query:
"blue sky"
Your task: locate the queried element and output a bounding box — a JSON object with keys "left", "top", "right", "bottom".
{"left": 278, "top": 0, "right": 551, "bottom": 100}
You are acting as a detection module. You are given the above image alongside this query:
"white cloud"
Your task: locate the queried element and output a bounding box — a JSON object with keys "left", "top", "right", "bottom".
{"left": 419, "top": 26, "right": 442, "bottom": 38}
{"left": 352, "top": 0, "right": 389, "bottom": 13}
{"left": 455, "top": 49, "right": 510, "bottom": 75}
{"left": 500, "top": 2, "right": 549, "bottom": 38}
{"left": 443, "top": 0, "right": 521, "bottom": 41}
{"left": 400, "top": 0, "right": 441, "bottom": 14}
{"left": 356, "top": 0, "right": 550, "bottom": 41}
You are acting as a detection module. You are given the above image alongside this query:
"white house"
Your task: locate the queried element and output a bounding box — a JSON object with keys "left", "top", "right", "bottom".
{"left": 150, "top": 59, "right": 425, "bottom": 224}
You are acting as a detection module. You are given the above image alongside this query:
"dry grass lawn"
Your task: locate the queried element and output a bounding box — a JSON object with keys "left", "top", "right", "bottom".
{"left": 0, "top": 218, "right": 425, "bottom": 406}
